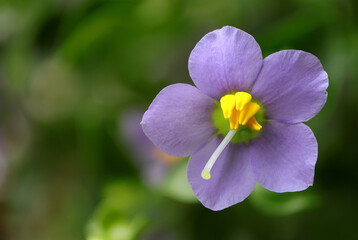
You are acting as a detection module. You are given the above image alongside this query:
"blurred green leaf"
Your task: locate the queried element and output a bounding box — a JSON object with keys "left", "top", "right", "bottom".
{"left": 86, "top": 181, "right": 149, "bottom": 240}
{"left": 161, "top": 158, "right": 198, "bottom": 203}
{"left": 58, "top": 6, "right": 123, "bottom": 65}
{"left": 258, "top": 3, "right": 337, "bottom": 53}
{"left": 249, "top": 184, "right": 319, "bottom": 216}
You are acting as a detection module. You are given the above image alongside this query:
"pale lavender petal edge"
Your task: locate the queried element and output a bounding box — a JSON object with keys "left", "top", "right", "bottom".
{"left": 141, "top": 83, "right": 215, "bottom": 157}
{"left": 251, "top": 50, "right": 328, "bottom": 124}
{"left": 189, "top": 26, "right": 263, "bottom": 100}
{"left": 250, "top": 121, "right": 318, "bottom": 193}
{"left": 120, "top": 111, "right": 170, "bottom": 186}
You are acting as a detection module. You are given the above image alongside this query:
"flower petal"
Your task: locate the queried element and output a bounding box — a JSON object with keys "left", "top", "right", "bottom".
{"left": 120, "top": 111, "right": 170, "bottom": 186}
{"left": 141, "top": 84, "right": 215, "bottom": 157}
{"left": 251, "top": 50, "right": 328, "bottom": 123}
{"left": 250, "top": 121, "right": 318, "bottom": 193}
{"left": 187, "top": 137, "right": 256, "bottom": 211}
{"left": 189, "top": 26, "right": 263, "bottom": 100}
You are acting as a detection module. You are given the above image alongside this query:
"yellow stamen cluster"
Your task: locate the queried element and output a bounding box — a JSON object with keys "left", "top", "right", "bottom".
{"left": 220, "top": 92, "right": 262, "bottom": 131}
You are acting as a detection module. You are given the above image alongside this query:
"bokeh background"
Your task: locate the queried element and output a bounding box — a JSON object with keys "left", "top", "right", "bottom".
{"left": 0, "top": 0, "right": 358, "bottom": 239}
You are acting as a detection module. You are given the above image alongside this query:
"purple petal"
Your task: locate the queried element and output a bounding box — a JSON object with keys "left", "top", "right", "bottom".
{"left": 251, "top": 50, "right": 328, "bottom": 123}
{"left": 250, "top": 121, "right": 318, "bottom": 193}
{"left": 141, "top": 84, "right": 215, "bottom": 157}
{"left": 187, "top": 137, "right": 256, "bottom": 211}
{"left": 120, "top": 111, "right": 170, "bottom": 186}
{"left": 120, "top": 110, "right": 153, "bottom": 154}
{"left": 189, "top": 26, "right": 263, "bottom": 99}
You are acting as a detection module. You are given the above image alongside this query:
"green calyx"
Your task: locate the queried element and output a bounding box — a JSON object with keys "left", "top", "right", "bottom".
{"left": 211, "top": 100, "right": 266, "bottom": 145}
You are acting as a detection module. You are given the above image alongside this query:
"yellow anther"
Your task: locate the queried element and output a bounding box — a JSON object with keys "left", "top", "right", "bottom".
{"left": 235, "top": 92, "right": 252, "bottom": 111}
{"left": 220, "top": 92, "right": 262, "bottom": 131}
{"left": 239, "top": 102, "right": 261, "bottom": 125}
{"left": 220, "top": 95, "right": 236, "bottom": 119}
{"left": 229, "top": 108, "right": 240, "bottom": 130}
{"left": 246, "top": 116, "right": 262, "bottom": 131}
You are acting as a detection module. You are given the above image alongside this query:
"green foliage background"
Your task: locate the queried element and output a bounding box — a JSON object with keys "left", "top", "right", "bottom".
{"left": 0, "top": 0, "right": 357, "bottom": 239}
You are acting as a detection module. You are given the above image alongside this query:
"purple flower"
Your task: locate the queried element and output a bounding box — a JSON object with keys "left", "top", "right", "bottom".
{"left": 120, "top": 110, "right": 197, "bottom": 202}
{"left": 141, "top": 26, "right": 328, "bottom": 211}
{"left": 120, "top": 111, "right": 181, "bottom": 187}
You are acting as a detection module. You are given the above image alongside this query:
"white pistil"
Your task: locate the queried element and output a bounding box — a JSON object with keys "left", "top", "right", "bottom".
{"left": 201, "top": 129, "right": 237, "bottom": 180}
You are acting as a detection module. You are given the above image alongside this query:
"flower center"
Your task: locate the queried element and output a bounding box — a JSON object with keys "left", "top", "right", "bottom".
{"left": 201, "top": 92, "right": 265, "bottom": 180}
{"left": 220, "top": 92, "right": 262, "bottom": 131}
